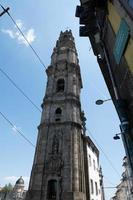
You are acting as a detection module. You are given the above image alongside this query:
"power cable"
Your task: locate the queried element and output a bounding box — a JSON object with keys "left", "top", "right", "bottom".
{"left": 86, "top": 128, "right": 121, "bottom": 178}
{"left": 104, "top": 175, "right": 117, "bottom": 187}
{"left": 0, "top": 4, "right": 47, "bottom": 70}
{"left": 0, "top": 110, "right": 35, "bottom": 148}
{"left": 0, "top": 67, "right": 41, "bottom": 113}
{"left": 0, "top": 5, "right": 122, "bottom": 178}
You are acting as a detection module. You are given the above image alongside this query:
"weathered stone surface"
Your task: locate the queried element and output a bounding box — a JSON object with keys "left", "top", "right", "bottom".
{"left": 25, "top": 30, "right": 104, "bottom": 200}
{"left": 26, "top": 30, "right": 87, "bottom": 200}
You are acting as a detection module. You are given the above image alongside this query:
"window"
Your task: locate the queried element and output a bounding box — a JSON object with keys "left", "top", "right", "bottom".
{"left": 93, "top": 159, "right": 95, "bottom": 170}
{"left": 47, "top": 180, "right": 57, "bottom": 200}
{"left": 56, "top": 79, "right": 65, "bottom": 92}
{"left": 89, "top": 155, "right": 91, "bottom": 166}
{"left": 95, "top": 182, "right": 98, "bottom": 195}
{"left": 90, "top": 179, "right": 94, "bottom": 194}
{"left": 113, "top": 19, "right": 129, "bottom": 64}
{"left": 55, "top": 108, "right": 62, "bottom": 121}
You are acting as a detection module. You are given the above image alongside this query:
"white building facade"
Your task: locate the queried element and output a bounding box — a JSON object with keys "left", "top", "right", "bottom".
{"left": 86, "top": 136, "right": 104, "bottom": 200}
{"left": 110, "top": 156, "right": 133, "bottom": 200}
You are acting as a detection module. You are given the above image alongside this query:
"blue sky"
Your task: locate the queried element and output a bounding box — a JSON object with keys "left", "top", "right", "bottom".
{"left": 0, "top": 0, "right": 125, "bottom": 199}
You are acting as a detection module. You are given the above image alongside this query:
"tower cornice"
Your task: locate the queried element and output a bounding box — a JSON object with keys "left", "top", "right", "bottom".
{"left": 25, "top": 31, "right": 88, "bottom": 200}
{"left": 42, "top": 95, "right": 81, "bottom": 109}
{"left": 38, "top": 121, "right": 83, "bottom": 131}
{"left": 46, "top": 62, "right": 83, "bottom": 88}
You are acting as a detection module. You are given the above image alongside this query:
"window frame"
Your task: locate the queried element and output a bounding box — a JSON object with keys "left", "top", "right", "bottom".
{"left": 95, "top": 181, "right": 98, "bottom": 195}
{"left": 56, "top": 78, "right": 65, "bottom": 93}
{"left": 90, "top": 179, "right": 94, "bottom": 194}
{"left": 89, "top": 155, "right": 91, "bottom": 166}
{"left": 55, "top": 108, "right": 62, "bottom": 122}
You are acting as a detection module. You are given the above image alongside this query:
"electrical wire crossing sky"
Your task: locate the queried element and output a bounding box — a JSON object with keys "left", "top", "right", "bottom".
{"left": 0, "top": 0, "right": 125, "bottom": 199}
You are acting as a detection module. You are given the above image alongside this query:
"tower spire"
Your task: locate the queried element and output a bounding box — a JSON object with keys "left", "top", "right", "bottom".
{"left": 51, "top": 30, "right": 80, "bottom": 68}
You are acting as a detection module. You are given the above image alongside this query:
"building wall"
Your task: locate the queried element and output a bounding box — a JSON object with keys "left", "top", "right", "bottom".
{"left": 103, "top": 2, "right": 133, "bottom": 180}
{"left": 0, "top": 191, "right": 26, "bottom": 200}
{"left": 107, "top": 1, "right": 133, "bottom": 73}
{"left": 76, "top": 0, "right": 133, "bottom": 197}
{"left": 110, "top": 156, "right": 133, "bottom": 200}
{"left": 87, "top": 145, "right": 102, "bottom": 200}
{"left": 26, "top": 31, "right": 87, "bottom": 200}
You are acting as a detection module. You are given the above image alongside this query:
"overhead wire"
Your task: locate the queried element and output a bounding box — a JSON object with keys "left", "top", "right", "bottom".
{"left": 0, "top": 111, "right": 35, "bottom": 148}
{"left": 0, "top": 66, "right": 121, "bottom": 179}
{"left": 0, "top": 67, "right": 41, "bottom": 113}
{"left": 0, "top": 5, "right": 122, "bottom": 179}
{"left": 86, "top": 128, "right": 121, "bottom": 178}
{"left": 0, "top": 4, "right": 49, "bottom": 149}
{"left": 103, "top": 175, "right": 117, "bottom": 187}
{"left": 0, "top": 4, "right": 47, "bottom": 70}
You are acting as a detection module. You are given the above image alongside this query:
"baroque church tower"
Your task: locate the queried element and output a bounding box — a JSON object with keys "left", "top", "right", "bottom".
{"left": 26, "top": 30, "right": 88, "bottom": 200}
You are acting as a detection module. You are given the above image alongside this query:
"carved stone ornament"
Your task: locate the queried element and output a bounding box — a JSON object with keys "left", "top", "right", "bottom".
{"left": 46, "top": 154, "right": 63, "bottom": 175}
{"left": 52, "top": 134, "right": 60, "bottom": 155}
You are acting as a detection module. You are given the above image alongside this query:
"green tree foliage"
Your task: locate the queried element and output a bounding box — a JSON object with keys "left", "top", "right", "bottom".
{"left": 2, "top": 183, "right": 13, "bottom": 192}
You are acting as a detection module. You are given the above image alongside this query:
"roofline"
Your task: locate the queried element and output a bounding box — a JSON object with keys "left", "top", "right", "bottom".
{"left": 85, "top": 135, "right": 99, "bottom": 157}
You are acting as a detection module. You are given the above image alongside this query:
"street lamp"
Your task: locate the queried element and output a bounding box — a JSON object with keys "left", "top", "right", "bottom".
{"left": 96, "top": 97, "right": 133, "bottom": 184}
{"left": 95, "top": 99, "right": 122, "bottom": 140}
{"left": 113, "top": 133, "right": 121, "bottom": 140}
{"left": 95, "top": 98, "right": 111, "bottom": 105}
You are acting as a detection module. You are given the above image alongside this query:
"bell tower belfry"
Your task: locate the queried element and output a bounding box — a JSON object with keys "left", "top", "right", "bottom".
{"left": 26, "top": 30, "right": 87, "bottom": 200}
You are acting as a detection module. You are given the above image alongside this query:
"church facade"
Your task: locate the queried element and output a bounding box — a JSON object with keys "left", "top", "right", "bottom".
{"left": 0, "top": 177, "right": 26, "bottom": 200}
{"left": 25, "top": 30, "right": 104, "bottom": 200}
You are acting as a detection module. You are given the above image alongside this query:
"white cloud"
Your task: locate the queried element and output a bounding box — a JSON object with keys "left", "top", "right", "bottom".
{"left": 15, "top": 19, "right": 23, "bottom": 29}
{"left": 25, "top": 29, "right": 36, "bottom": 44}
{"left": 4, "top": 176, "right": 17, "bottom": 182}
{"left": 17, "top": 28, "right": 36, "bottom": 46}
{"left": 12, "top": 125, "right": 18, "bottom": 133}
{"left": 4, "top": 176, "right": 29, "bottom": 189}
{"left": 1, "top": 29, "right": 15, "bottom": 39}
{"left": 1, "top": 19, "right": 36, "bottom": 46}
{"left": 12, "top": 125, "right": 22, "bottom": 134}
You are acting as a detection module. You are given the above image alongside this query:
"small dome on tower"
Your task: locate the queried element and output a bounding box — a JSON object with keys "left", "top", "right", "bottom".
{"left": 16, "top": 176, "right": 24, "bottom": 185}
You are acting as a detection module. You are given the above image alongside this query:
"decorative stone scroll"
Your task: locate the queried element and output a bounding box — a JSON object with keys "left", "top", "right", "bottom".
{"left": 46, "top": 154, "right": 63, "bottom": 175}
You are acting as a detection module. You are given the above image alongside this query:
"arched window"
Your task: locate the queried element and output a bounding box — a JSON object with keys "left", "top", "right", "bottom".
{"left": 47, "top": 180, "right": 57, "bottom": 200}
{"left": 56, "top": 79, "right": 65, "bottom": 92}
{"left": 55, "top": 108, "right": 62, "bottom": 121}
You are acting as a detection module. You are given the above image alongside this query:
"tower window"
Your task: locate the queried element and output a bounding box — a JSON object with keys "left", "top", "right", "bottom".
{"left": 56, "top": 79, "right": 65, "bottom": 92}
{"left": 47, "top": 180, "right": 57, "bottom": 200}
{"left": 55, "top": 108, "right": 62, "bottom": 121}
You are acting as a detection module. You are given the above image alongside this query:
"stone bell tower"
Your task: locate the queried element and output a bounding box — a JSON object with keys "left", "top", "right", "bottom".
{"left": 26, "top": 30, "right": 87, "bottom": 200}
